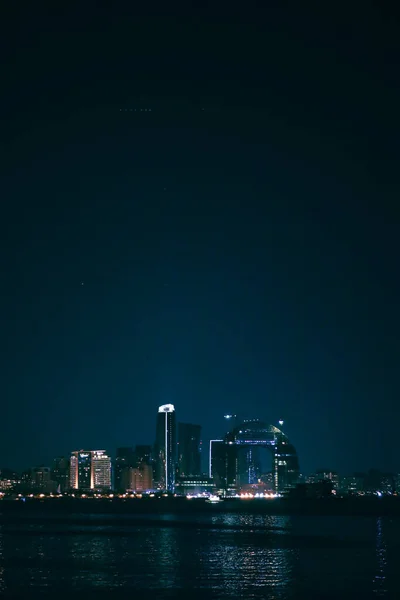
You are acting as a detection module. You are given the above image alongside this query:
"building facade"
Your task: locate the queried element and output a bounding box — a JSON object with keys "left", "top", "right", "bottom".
{"left": 135, "top": 445, "right": 153, "bottom": 466}
{"left": 51, "top": 457, "right": 70, "bottom": 492}
{"left": 155, "top": 404, "right": 176, "bottom": 492}
{"left": 114, "top": 447, "right": 136, "bottom": 491}
{"left": 177, "top": 423, "right": 202, "bottom": 477}
{"left": 127, "top": 464, "right": 153, "bottom": 492}
{"left": 92, "top": 451, "right": 112, "bottom": 490}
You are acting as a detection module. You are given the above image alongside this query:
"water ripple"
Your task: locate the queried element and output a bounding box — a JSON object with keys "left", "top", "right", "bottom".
{"left": 0, "top": 514, "right": 398, "bottom": 598}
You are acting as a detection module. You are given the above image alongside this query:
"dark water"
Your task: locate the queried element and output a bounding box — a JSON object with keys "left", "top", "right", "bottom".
{"left": 0, "top": 512, "right": 398, "bottom": 598}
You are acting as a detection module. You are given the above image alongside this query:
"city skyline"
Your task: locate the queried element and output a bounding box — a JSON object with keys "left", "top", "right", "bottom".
{"left": 1, "top": 5, "right": 399, "bottom": 598}
{"left": 0, "top": 402, "right": 397, "bottom": 478}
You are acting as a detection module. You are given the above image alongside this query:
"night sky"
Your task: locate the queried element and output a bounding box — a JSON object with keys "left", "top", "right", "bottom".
{"left": 1, "top": 4, "right": 399, "bottom": 475}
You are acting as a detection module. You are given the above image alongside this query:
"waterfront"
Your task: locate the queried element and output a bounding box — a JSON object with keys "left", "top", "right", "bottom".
{"left": 2, "top": 495, "right": 400, "bottom": 516}
{"left": 0, "top": 511, "right": 398, "bottom": 598}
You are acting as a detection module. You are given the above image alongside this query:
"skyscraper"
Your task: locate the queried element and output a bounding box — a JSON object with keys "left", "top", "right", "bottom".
{"left": 92, "top": 451, "right": 112, "bottom": 490}
{"left": 155, "top": 404, "right": 176, "bottom": 492}
{"left": 177, "top": 423, "right": 202, "bottom": 477}
{"left": 70, "top": 450, "right": 112, "bottom": 490}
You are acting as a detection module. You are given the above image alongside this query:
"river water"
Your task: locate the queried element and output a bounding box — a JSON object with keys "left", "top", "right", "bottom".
{"left": 0, "top": 512, "right": 398, "bottom": 598}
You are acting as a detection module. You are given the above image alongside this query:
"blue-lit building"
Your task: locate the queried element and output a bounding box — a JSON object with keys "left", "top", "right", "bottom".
{"left": 210, "top": 419, "right": 300, "bottom": 493}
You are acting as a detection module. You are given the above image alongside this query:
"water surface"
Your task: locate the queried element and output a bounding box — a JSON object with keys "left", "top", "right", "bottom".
{"left": 0, "top": 512, "right": 398, "bottom": 598}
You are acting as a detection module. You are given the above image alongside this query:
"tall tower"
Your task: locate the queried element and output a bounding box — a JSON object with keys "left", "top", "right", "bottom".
{"left": 155, "top": 404, "right": 176, "bottom": 492}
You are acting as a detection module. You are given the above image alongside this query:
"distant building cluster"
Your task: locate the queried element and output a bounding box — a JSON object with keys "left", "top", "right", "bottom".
{"left": 1, "top": 406, "right": 398, "bottom": 499}
{"left": 0, "top": 404, "right": 204, "bottom": 496}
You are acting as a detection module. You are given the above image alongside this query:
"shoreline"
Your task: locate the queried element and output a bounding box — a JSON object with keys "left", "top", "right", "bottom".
{"left": 1, "top": 496, "right": 400, "bottom": 517}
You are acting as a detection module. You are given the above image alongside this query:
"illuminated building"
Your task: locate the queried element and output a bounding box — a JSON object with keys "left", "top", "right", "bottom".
{"left": 155, "top": 404, "right": 176, "bottom": 491}
{"left": 0, "top": 478, "right": 19, "bottom": 491}
{"left": 339, "top": 475, "right": 363, "bottom": 495}
{"left": 70, "top": 451, "right": 90, "bottom": 490}
{"left": 260, "top": 471, "right": 275, "bottom": 490}
{"left": 128, "top": 464, "right": 153, "bottom": 492}
{"left": 211, "top": 420, "right": 300, "bottom": 494}
{"left": 177, "top": 423, "right": 201, "bottom": 477}
{"left": 92, "top": 451, "right": 112, "bottom": 490}
{"left": 70, "top": 450, "right": 111, "bottom": 490}
{"left": 175, "top": 476, "right": 215, "bottom": 496}
{"left": 0, "top": 469, "right": 19, "bottom": 491}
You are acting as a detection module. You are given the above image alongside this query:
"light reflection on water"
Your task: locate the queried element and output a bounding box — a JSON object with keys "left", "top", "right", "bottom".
{"left": 373, "top": 517, "right": 387, "bottom": 597}
{"left": 200, "top": 515, "right": 293, "bottom": 598}
{"left": 0, "top": 513, "right": 398, "bottom": 598}
{"left": 0, "top": 526, "right": 5, "bottom": 594}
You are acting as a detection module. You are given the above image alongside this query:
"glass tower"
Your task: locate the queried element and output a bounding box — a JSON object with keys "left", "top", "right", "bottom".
{"left": 155, "top": 404, "right": 176, "bottom": 492}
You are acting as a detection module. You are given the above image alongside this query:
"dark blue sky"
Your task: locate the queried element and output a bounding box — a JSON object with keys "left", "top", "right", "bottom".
{"left": 1, "top": 4, "right": 399, "bottom": 474}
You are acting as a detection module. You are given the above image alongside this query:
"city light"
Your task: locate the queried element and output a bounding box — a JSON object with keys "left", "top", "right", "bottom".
{"left": 1, "top": 403, "right": 397, "bottom": 503}
{"left": 158, "top": 404, "right": 175, "bottom": 413}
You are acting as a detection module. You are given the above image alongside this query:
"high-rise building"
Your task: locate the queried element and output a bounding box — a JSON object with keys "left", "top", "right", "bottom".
{"left": 115, "top": 447, "right": 135, "bottom": 491}
{"left": 210, "top": 440, "right": 237, "bottom": 493}
{"left": 51, "top": 457, "right": 70, "bottom": 492}
{"left": 70, "top": 450, "right": 111, "bottom": 490}
{"left": 155, "top": 404, "right": 176, "bottom": 492}
{"left": 92, "top": 451, "right": 112, "bottom": 490}
{"left": 127, "top": 464, "right": 153, "bottom": 492}
{"left": 70, "top": 451, "right": 91, "bottom": 490}
{"left": 177, "top": 423, "right": 201, "bottom": 477}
